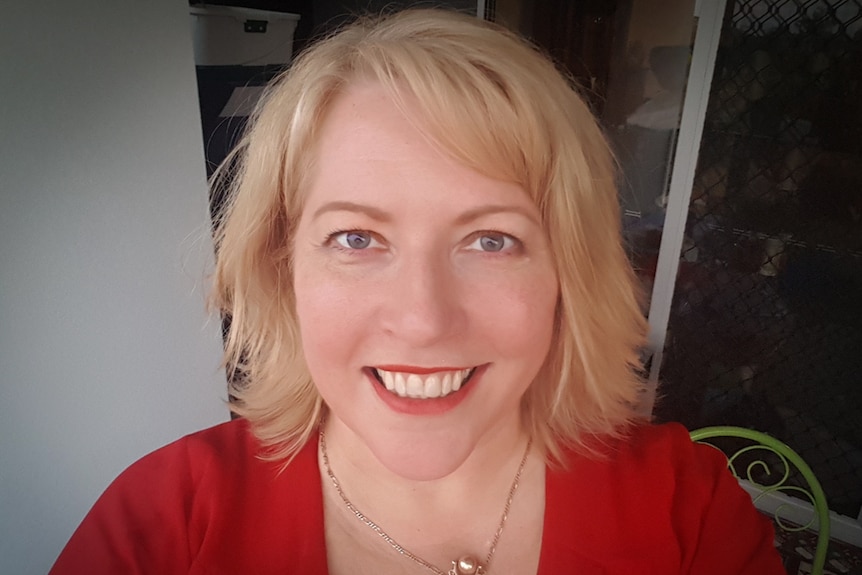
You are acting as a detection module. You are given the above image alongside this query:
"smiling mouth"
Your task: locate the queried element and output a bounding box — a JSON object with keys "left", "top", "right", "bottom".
{"left": 371, "top": 367, "right": 478, "bottom": 399}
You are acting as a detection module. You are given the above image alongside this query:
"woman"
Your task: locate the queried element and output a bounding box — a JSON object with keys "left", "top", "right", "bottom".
{"left": 51, "top": 9, "right": 784, "bottom": 575}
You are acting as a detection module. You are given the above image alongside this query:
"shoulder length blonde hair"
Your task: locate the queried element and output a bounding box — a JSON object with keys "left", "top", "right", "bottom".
{"left": 211, "top": 8, "right": 648, "bottom": 465}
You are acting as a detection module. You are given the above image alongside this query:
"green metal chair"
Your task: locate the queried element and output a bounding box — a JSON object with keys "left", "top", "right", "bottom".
{"left": 690, "top": 425, "right": 831, "bottom": 575}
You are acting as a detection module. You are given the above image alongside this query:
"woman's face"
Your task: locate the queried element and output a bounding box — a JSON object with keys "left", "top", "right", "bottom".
{"left": 292, "top": 82, "right": 558, "bottom": 480}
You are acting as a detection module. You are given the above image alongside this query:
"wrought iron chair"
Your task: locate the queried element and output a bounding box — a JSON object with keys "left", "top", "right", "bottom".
{"left": 690, "top": 426, "right": 831, "bottom": 575}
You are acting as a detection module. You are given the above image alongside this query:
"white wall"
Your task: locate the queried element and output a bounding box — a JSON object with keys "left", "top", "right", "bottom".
{"left": 0, "top": 2, "right": 230, "bottom": 573}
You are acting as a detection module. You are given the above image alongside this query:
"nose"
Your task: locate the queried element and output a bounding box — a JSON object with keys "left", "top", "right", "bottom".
{"left": 378, "top": 252, "right": 467, "bottom": 346}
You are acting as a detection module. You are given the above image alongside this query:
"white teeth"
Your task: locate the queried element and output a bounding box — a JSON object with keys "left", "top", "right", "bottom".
{"left": 406, "top": 374, "right": 424, "bottom": 398}
{"left": 395, "top": 373, "right": 407, "bottom": 396}
{"left": 441, "top": 373, "right": 452, "bottom": 396}
{"left": 425, "top": 375, "right": 441, "bottom": 398}
{"left": 374, "top": 367, "right": 475, "bottom": 399}
{"left": 382, "top": 370, "right": 395, "bottom": 391}
{"left": 452, "top": 369, "right": 465, "bottom": 391}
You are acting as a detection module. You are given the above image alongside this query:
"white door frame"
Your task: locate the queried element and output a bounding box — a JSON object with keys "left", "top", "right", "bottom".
{"left": 642, "top": 0, "right": 727, "bottom": 414}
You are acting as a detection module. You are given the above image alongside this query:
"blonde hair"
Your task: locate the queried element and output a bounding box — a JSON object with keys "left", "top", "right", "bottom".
{"left": 212, "top": 8, "right": 648, "bottom": 465}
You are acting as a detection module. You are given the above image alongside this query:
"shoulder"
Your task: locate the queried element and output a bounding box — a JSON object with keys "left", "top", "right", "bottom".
{"left": 51, "top": 419, "right": 326, "bottom": 575}
{"left": 102, "top": 418, "right": 321, "bottom": 525}
{"left": 559, "top": 421, "right": 723, "bottom": 475}
{"left": 599, "top": 420, "right": 709, "bottom": 459}
{"left": 540, "top": 422, "right": 784, "bottom": 574}
{"left": 122, "top": 417, "right": 250, "bottom": 467}
{"left": 136, "top": 418, "right": 263, "bottom": 477}
{"left": 555, "top": 421, "right": 757, "bottom": 528}
{"left": 89, "top": 418, "right": 272, "bottom": 499}
{"left": 551, "top": 422, "right": 726, "bottom": 505}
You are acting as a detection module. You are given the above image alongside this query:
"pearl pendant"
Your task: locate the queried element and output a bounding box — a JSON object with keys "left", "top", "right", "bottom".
{"left": 451, "top": 555, "right": 482, "bottom": 575}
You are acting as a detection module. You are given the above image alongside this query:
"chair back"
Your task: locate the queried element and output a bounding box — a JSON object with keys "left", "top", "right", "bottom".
{"left": 690, "top": 425, "right": 830, "bottom": 575}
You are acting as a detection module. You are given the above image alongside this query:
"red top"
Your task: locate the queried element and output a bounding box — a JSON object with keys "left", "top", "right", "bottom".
{"left": 50, "top": 419, "right": 785, "bottom": 574}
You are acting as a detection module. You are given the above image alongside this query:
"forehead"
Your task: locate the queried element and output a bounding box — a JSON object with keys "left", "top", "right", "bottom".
{"left": 304, "top": 82, "right": 534, "bottom": 212}
{"left": 312, "top": 82, "right": 442, "bottom": 177}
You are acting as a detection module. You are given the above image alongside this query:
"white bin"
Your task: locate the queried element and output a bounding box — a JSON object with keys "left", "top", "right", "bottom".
{"left": 190, "top": 6, "right": 300, "bottom": 66}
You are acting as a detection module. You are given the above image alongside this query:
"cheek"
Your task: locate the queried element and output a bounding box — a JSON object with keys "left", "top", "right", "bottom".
{"left": 469, "top": 271, "right": 559, "bottom": 354}
{"left": 293, "top": 266, "right": 379, "bottom": 365}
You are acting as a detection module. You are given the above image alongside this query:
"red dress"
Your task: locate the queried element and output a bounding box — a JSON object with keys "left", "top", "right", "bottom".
{"left": 50, "top": 419, "right": 785, "bottom": 574}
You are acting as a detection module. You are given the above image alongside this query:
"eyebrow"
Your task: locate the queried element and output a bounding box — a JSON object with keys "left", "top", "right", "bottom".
{"left": 311, "top": 201, "right": 392, "bottom": 222}
{"left": 454, "top": 205, "right": 541, "bottom": 227}
{"left": 310, "top": 201, "right": 540, "bottom": 226}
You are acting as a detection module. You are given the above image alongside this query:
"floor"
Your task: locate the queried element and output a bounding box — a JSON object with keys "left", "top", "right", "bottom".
{"left": 774, "top": 519, "right": 862, "bottom": 574}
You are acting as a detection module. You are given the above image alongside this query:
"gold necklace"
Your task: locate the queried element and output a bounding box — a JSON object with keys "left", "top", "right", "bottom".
{"left": 319, "top": 428, "right": 532, "bottom": 575}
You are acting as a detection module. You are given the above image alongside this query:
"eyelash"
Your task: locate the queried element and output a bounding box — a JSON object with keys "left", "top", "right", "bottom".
{"left": 324, "top": 229, "right": 383, "bottom": 252}
{"left": 322, "top": 229, "right": 523, "bottom": 254}
{"left": 467, "top": 230, "right": 523, "bottom": 254}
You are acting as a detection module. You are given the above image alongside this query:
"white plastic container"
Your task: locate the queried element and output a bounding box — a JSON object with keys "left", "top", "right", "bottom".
{"left": 190, "top": 6, "right": 300, "bottom": 66}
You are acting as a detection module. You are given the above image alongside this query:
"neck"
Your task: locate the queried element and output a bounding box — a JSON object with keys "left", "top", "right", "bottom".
{"left": 322, "top": 411, "right": 530, "bottom": 509}
{"left": 320, "top": 412, "right": 538, "bottom": 565}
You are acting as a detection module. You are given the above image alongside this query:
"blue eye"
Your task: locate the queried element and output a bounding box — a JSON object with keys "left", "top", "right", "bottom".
{"left": 469, "top": 232, "right": 517, "bottom": 253}
{"left": 332, "top": 231, "right": 377, "bottom": 250}
{"left": 480, "top": 234, "right": 505, "bottom": 252}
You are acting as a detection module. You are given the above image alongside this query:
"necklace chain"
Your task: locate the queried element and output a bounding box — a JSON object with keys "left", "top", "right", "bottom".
{"left": 319, "top": 428, "right": 532, "bottom": 575}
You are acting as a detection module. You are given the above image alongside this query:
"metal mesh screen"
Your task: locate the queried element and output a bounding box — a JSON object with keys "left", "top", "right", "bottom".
{"left": 654, "top": 0, "right": 862, "bottom": 518}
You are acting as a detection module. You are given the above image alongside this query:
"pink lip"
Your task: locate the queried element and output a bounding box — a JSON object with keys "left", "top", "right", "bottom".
{"left": 367, "top": 365, "right": 487, "bottom": 416}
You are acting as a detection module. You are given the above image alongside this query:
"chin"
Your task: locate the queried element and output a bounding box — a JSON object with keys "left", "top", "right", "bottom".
{"left": 362, "top": 424, "right": 477, "bottom": 481}
{"left": 373, "top": 441, "right": 473, "bottom": 481}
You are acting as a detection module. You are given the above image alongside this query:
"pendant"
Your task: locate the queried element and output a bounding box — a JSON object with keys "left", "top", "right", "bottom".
{"left": 449, "top": 555, "right": 484, "bottom": 575}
